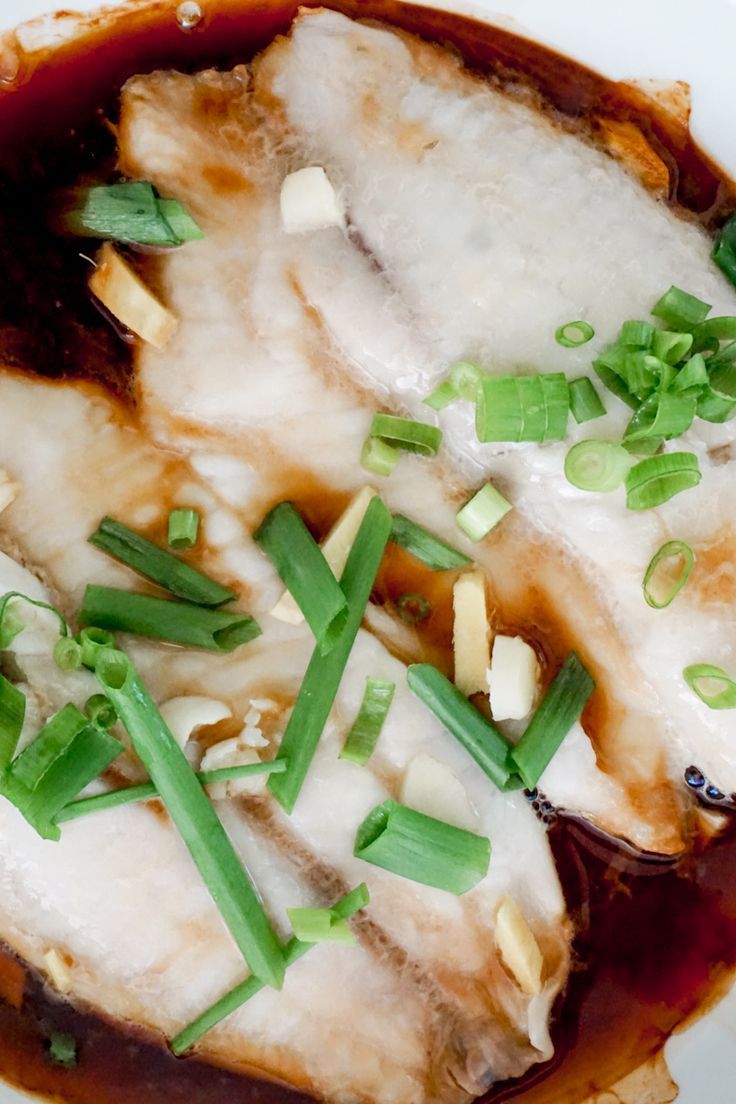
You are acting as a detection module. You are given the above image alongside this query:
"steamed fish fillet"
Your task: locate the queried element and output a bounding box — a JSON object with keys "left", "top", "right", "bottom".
{"left": 121, "top": 45, "right": 685, "bottom": 853}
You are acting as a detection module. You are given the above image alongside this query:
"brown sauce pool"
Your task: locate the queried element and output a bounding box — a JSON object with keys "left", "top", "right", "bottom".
{"left": 1, "top": 2, "right": 736, "bottom": 1102}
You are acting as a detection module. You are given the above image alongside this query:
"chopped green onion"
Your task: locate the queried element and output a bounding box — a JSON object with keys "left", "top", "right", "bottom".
{"left": 396, "top": 593, "right": 431, "bottom": 624}
{"left": 593, "top": 348, "right": 639, "bottom": 410}
{"left": 564, "top": 440, "right": 630, "bottom": 492}
{"left": 340, "top": 677, "right": 395, "bottom": 765}
{"left": 620, "top": 320, "right": 655, "bottom": 349}
{"left": 652, "top": 286, "right": 711, "bottom": 331}
{"left": 0, "top": 676, "right": 25, "bottom": 773}
{"left": 476, "top": 374, "right": 569, "bottom": 442}
{"left": 53, "top": 636, "right": 82, "bottom": 672}
{"left": 286, "top": 907, "right": 355, "bottom": 944}
{"left": 171, "top": 885, "right": 369, "bottom": 1056}
{"left": 623, "top": 391, "right": 697, "bottom": 442}
{"left": 652, "top": 330, "right": 693, "bottom": 364}
{"left": 10, "top": 704, "right": 87, "bottom": 792}
{"left": 84, "top": 694, "right": 117, "bottom": 729}
{"left": 683, "top": 663, "right": 736, "bottom": 710}
{"left": 510, "top": 653, "right": 595, "bottom": 789}
{"left": 407, "top": 664, "right": 516, "bottom": 790}
{"left": 361, "top": 436, "right": 399, "bottom": 477}
{"left": 168, "top": 508, "right": 200, "bottom": 550}
{"left": 56, "top": 760, "right": 288, "bottom": 823}
{"left": 712, "top": 215, "right": 736, "bottom": 288}
{"left": 79, "top": 587, "right": 261, "bottom": 653}
{"left": 0, "top": 592, "right": 68, "bottom": 649}
{"left": 255, "top": 502, "right": 348, "bottom": 655}
{"left": 390, "top": 514, "right": 471, "bottom": 571}
{"left": 622, "top": 436, "right": 663, "bottom": 458}
{"left": 449, "top": 361, "right": 484, "bottom": 401}
{"left": 671, "top": 353, "right": 708, "bottom": 393}
{"left": 370, "top": 414, "right": 442, "bottom": 457}
{"left": 78, "top": 626, "right": 116, "bottom": 669}
{"left": 354, "top": 799, "right": 490, "bottom": 895}
{"left": 619, "top": 351, "right": 659, "bottom": 400}
{"left": 423, "top": 379, "right": 457, "bottom": 411}
{"left": 654, "top": 360, "right": 678, "bottom": 392}
{"left": 269, "top": 497, "right": 392, "bottom": 813}
{"left": 555, "top": 320, "right": 595, "bottom": 348}
{"left": 643, "top": 540, "right": 696, "bottom": 609}
{"left": 95, "top": 649, "right": 285, "bottom": 988}
{"left": 697, "top": 359, "right": 736, "bottom": 423}
{"left": 569, "top": 377, "right": 606, "bottom": 423}
{"left": 89, "top": 517, "right": 234, "bottom": 607}
{"left": 691, "top": 315, "right": 736, "bottom": 350}
{"left": 62, "top": 181, "right": 203, "bottom": 246}
{"left": 625, "top": 452, "right": 701, "bottom": 511}
{"left": 456, "top": 483, "right": 512, "bottom": 541}
{"left": 47, "top": 1032, "right": 78, "bottom": 1069}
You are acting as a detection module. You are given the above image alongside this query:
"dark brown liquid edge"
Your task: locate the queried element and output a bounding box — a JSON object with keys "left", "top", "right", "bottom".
{"left": 0, "top": 2, "right": 735, "bottom": 1103}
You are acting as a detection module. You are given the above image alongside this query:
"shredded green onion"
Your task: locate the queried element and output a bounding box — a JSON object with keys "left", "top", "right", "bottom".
{"left": 407, "top": 664, "right": 516, "bottom": 790}
{"left": 569, "top": 377, "right": 606, "bottom": 423}
{"left": 564, "top": 440, "right": 630, "bottom": 492}
{"left": 0, "top": 676, "right": 25, "bottom": 774}
{"left": 642, "top": 540, "right": 696, "bottom": 609}
{"left": 269, "top": 497, "right": 392, "bottom": 814}
{"left": 652, "top": 286, "right": 711, "bottom": 331}
{"left": 340, "top": 677, "right": 395, "bottom": 765}
{"left": 354, "top": 799, "right": 490, "bottom": 895}
{"left": 456, "top": 483, "right": 512, "bottom": 541}
{"left": 79, "top": 586, "right": 262, "bottom": 653}
{"left": 476, "top": 374, "right": 569, "bottom": 442}
{"left": 396, "top": 593, "right": 431, "bottom": 624}
{"left": 62, "top": 181, "right": 203, "bottom": 247}
{"left": 625, "top": 452, "right": 701, "bottom": 511}
{"left": 683, "top": 663, "right": 736, "bottom": 710}
{"left": 89, "top": 517, "right": 234, "bottom": 607}
{"left": 171, "top": 884, "right": 370, "bottom": 1056}
{"left": 286, "top": 906, "right": 355, "bottom": 945}
{"left": 361, "top": 436, "right": 399, "bottom": 477}
{"left": 510, "top": 653, "right": 595, "bottom": 789}
{"left": 53, "top": 636, "right": 82, "bottom": 672}
{"left": 168, "top": 508, "right": 200, "bottom": 550}
{"left": 95, "top": 648, "right": 285, "bottom": 988}
{"left": 555, "top": 320, "right": 595, "bottom": 348}
{"left": 370, "top": 414, "right": 442, "bottom": 457}
{"left": 255, "top": 502, "right": 348, "bottom": 654}
{"left": 390, "top": 514, "right": 471, "bottom": 571}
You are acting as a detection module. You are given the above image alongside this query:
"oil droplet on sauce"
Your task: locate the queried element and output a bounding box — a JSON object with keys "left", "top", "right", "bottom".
{"left": 176, "top": 2, "right": 204, "bottom": 31}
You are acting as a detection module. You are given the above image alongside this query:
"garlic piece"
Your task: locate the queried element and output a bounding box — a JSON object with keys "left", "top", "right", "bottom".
{"left": 89, "top": 243, "right": 178, "bottom": 348}
{"left": 452, "top": 570, "right": 490, "bottom": 697}
{"left": 280, "top": 166, "right": 345, "bottom": 234}
{"left": 159, "top": 696, "right": 231, "bottom": 750}
{"left": 487, "top": 635, "right": 540, "bottom": 721}
{"left": 495, "top": 896, "right": 544, "bottom": 996}
{"left": 400, "top": 753, "right": 478, "bottom": 832}
{"left": 43, "top": 948, "right": 72, "bottom": 995}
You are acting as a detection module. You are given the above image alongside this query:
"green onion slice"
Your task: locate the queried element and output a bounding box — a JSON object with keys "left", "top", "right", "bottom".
{"left": 370, "top": 414, "right": 442, "bottom": 457}
{"left": 354, "top": 799, "right": 490, "bottom": 895}
{"left": 564, "top": 440, "right": 630, "bottom": 492}
{"left": 643, "top": 540, "right": 696, "bottom": 609}
{"left": 652, "top": 330, "right": 694, "bottom": 364}
{"left": 10, "top": 704, "right": 88, "bottom": 792}
{"left": 712, "top": 216, "right": 736, "bottom": 290}
{"left": 683, "top": 663, "right": 736, "bottom": 710}
{"left": 84, "top": 694, "right": 118, "bottom": 730}
{"left": 691, "top": 315, "right": 736, "bottom": 350}
{"left": 456, "top": 483, "right": 512, "bottom": 541}
{"left": 89, "top": 517, "right": 234, "bottom": 607}
{"left": 569, "top": 377, "right": 606, "bottom": 423}
{"left": 476, "top": 374, "right": 569, "bottom": 442}
{"left": 361, "top": 436, "right": 399, "bottom": 477}
{"left": 423, "top": 379, "right": 458, "bottom": 412}
{"left": 171, "top": 884, "right": 369, "bottom": 1056}
{"left": 623, "top": 392, "right": 697, "bottom": 442}
{"left": 340, "top": 677, "right": 395, "bottom": 766}
{"left": 268, "top": 497, "right": 392, "bottom": 813}
{"left": 53, "top": 636, "right": 82, "bottom": 672}
{"left": 255, "top": 502, "right": 348, "bottom": 654}
{"left": 157, "top": 198, "right": 204, "bottom": 243}
{"left": 79, "top": 587, "right": 261, "bottom": 653}
{"left": 593, "top": 348, "right": 640, "bottom": 410}
{"left": 510, "top": 653, "right": 595, "bottom": 789}
{"left": 0, "top": 676, "right": 25, "bottom": 773}
{"left": 168, "top": 508, "right": 200, "bottom": 550}
{"left": 286, "top": 907, "right": 355, "bottom": 945}
{"left": 449, "top": 361, "right": 484, "bottom": 401}
{"left": 56, "top": 760, "right": 288, "bottom": 823}
{"left": 95, "top": 648, "right": 285, "bottom": 988}
{"left": 62, "top": 181, "right": 203, "bottom": 246}
{"left": 671, "top": 353, "right": 708, "bottom": 393}
{"left": 0, "top": 592, "right": 68, "bottom": 649}
{"left": 396, "top": 593, "right": 431, "bottom": 624}
{"left": 390, "top": 514, "right": 471, "bottom": 571}
{"left": 652, "top": 286, "right": 711, "bottom": 331}
{"left": 621, "top": 436, "right": 663, "bottom": 458}
{"left": 79, "top": 626, "right": 116, "bottom": 669}
{"left": 625, "top": 452, "right": 701, "bottom": 511}
{"left": 407, "top": 664, "right": 515, "bottom": 790}
{"left": 620, "top": 320, "right": 655, "bottom": 349}
{"left": 555, "top": 320, "right": 595, "bottom": 348}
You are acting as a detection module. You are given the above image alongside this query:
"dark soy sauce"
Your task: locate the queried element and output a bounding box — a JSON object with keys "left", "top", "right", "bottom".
{"left": 0, "top": 3, "right": 735, "bottom": 1102}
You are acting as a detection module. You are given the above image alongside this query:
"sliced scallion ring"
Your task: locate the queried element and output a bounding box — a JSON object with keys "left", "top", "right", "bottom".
{"left": 642, "top": 540, "right": 696, "bottom": 609}
{"left": 564, "top": 440, "right": 630, "bottom": 492}
{"left": 620, "top": 320, "right": 655, "bottom": 349}
{"left": 652, "top": 330, "right": 693, "bottom": 364}
{"left": 423, "top": 379, "right": 457, "bottom": 412}
{"left": 53, "top": 636, "right": 83, "bottom": 673}
{"left": 555, "top": 320, "right": 594, "bottom": 348}
{"left": 456, "top": 483, "right": 512, "bottom": 541}
{"left": 569, "top": 377, "right": 606, "bottom": 423}
{"left": 396, "top": 593, "right": 432, "bottom": 624}
{"left": 683, "top": 664, "right": 736, "bottom": 710}
{"left": 625, "top": 452, "right": 701, "bottom": 511}
{"left": 340, "top": 677, "right": 396, "bottom": 766}
{"left": 652, "top": 286, "right": 711, "bottom": 331}
{"left": 369, "top": 414, "right": 442, "bottom": 457}
{"left": 449, "top": 361, "right": 483, "bottom": 401}
{"left": 168, "top": 508, "right": 200, "bottom": 550}
{"left": 361, "top": 436, "right": 399, "bottom": 477}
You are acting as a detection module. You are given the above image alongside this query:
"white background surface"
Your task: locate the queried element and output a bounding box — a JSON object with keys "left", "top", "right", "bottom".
{"left": 0, "top": 0, "right": 735, "bottom": 1101}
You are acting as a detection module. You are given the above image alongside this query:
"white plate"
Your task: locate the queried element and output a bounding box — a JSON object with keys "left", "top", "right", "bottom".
{"left": 0, "top": 1, "right": 735, "bottom": 1101}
